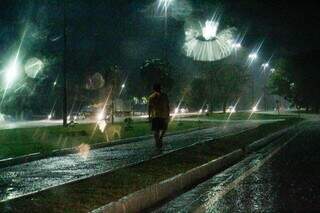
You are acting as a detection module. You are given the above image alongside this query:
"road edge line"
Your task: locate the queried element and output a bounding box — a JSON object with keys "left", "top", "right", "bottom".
{"left": 192, "top": 130, "right": 302, "bottom": 212}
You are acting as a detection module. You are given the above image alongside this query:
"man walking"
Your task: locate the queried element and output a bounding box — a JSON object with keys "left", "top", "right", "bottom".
{"left": 148, "top": 84, "right": 170, "bottom": 148}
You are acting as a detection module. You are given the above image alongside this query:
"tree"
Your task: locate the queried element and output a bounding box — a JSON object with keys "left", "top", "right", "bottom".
{"left": 268, "top": 51, "right": 320, "bottom": 112}
{"left": 267, "top": 59, "right": 294, "bottom": 101}
{"left": 140, "top": 59, "right": 173, "bottom": 95}
{"left": 185, "top": 78, "right": 208, "bottom": 110}
{"left": 212, "top": 63, "right": 249, "bottom": 112}
{"left": 103, "top": 65, "right": 123, "bottom": 123}
{"left": 194, "top": 57, "right": 249, "bottom": 113}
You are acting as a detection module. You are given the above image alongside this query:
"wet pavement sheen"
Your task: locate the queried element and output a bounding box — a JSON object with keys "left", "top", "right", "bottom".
{"left": 0, "top": 122, "right": 261, "bottom": 202}
{"left": 154, "top": 121, "right": 320, "bottom": 212}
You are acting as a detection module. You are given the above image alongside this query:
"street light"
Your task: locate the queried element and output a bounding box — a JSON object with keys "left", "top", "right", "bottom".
{"left": 261, "top": 63, "right": 270, "bottom": 111}
{"left": 97, "top": 111, "right": 105, "bottom": 121}
{"left": 158, "top": 0, "right": 174, "bottom": 11}
{"left": 248, "top": 53, "right": 258, "bottom": 60}
{"left": 62, "top": 0, "right": 68, "bottom": 126}
{"left": 232, "top": 43, "right": 241, "bottom": 50}
{"left": 2, "top": 28, "right": 27, "bottom": 96}
{"left": 4, "top": 59, "right": 19, "bottom": 89}
{"left": 252, "top": 106, "right": 258, "bottom": 112}
{"left": 248, "top": 53, "right": 258, "bottom": 106}
{"left": 202, "top": 20, "right": 219, "bottom": 40}
{"left": 157, "top": 0, "right": 174, "bottom": 61}
{"left": 261, "top": 63, "right": 269, "bottom": 70}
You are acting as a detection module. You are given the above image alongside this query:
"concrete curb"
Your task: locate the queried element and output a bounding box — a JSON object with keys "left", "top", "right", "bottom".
{"left": 0, "top": 153, "right": 42, "bottom": 168}
{"left": 92, "top": 150, "right": 243, "bottom": 213}
{"left": 246, "top": 125, "right": 296, "bottom": 152}
{"left": 0, "top": 126, "right": 208, "bottom": 168}
{"left": 92, "top": 125, "right": 297, "bottom": 213}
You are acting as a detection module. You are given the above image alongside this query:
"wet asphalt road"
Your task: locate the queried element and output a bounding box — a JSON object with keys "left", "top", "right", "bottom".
{"left": 154, "top": 121, "right": 320, "bottom": 212}
{"left": 0, "top": 121, "right": 266, "bottom": 202}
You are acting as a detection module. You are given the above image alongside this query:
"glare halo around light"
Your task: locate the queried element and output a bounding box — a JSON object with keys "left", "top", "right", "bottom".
{"left": 24, "top": 57, "right": 44, "bottom": 78}
{"left": 183, "top": 19, "right": 236, "bottom": 62}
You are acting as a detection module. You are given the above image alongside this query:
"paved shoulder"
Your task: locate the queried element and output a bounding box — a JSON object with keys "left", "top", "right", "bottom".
{"left": 154, "top": 121, "right": 320, "bottom": 212}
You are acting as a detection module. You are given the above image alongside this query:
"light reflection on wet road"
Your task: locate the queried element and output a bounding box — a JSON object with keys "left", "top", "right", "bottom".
{"left": 0, "top": 121, "right": 264, "bottom": 202}
{"left": 154, "top": 121, "right": 320, "bottom": 212}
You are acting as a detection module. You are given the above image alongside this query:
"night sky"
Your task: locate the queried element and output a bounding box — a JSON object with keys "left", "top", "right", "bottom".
{"left": 0, "top": 0, "right": 320, "bottom": 67}
{"left": 0, "top": 0, "right": 319, "bottom": 115}
{"left": 220, "top": 0, "right": 320, "bottom": 54}
{"left": 0, "top": 0, "right": 319, "bottom": 82}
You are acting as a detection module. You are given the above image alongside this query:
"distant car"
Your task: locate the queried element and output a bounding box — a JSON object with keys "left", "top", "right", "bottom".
{"left": 180, "top": 108, "right": 189, "bottom": 113}
{"left": 226, "top": 106, "right": 236, "bottom": 113}
{"left": 75, "top": 113, "right": 86, "bottom": 120}
{"left": 68, "top": 112, "right": 86, "bottom": 121}
{"left": 0, "top": 113, "right": 13, "bottom": 121}
{"left": 80, "top": 106, "right": 95, "bottom": 117}
{"left": 0, "top": 113, "right": 5, "bottom": 121}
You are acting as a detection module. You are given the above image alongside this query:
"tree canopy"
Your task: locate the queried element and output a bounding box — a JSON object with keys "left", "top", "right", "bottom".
{"left": 268, "top": 50, "right": 320, "bottom": 112}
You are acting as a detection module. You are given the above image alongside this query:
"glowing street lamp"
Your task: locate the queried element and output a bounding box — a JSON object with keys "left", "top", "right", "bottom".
{"left": 121, "top": 83, "right": 125, "bottom": 89}
{"left": 97, "top": 111, "right": 105, "bottom": 121}
{"left": 247, "top": 52, "right": 259, "bottom": 105}
{"left": 4, "top": 59, "right": 19, "bottom": 89}
{"left": 252, "top": 106, "right": 258, "bottom": 112}
{"left": 158, "top": 0, "right": 174, "bottom": 11}
{"left": 202, "top": 21, "right": 219, "bottom": 40}
{"left": 248, "top": 53, "right": 258, "bottom": 60}
{"left": 249, "top": 96, "right": 262, "bottom": 119}
{"left": 2, "top": 28, "right": 27, "bottom": 95}
{"left": 261, "top": 63, "right": 269, "bottom": 69}
{"left": 232, "top": 43, "right": 241, "bottom": 50}
{"left": 157, "top": 0, "right": 174, "bottom": 61}
{"left": 184, "top": 19, "right": 236, "bottom": 61}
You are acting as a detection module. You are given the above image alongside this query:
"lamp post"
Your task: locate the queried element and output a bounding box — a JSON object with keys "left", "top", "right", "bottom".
{"left": 263, "top": 67, "right": 276, "bottom": 112}
{"left": 62, "top": 0, "right": 68, "bottom": 126}
{"left": 158, "top": 0, "right": 173, "bottom": 61}
{"left": 248, "top": 53, "right": 258, "bottom": 106}
{"left": 262, "top": 63, "right": 270, "bottom": 111}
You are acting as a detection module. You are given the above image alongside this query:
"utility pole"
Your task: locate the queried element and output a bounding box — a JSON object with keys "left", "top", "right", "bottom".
{"left": 162, "top": 0, "right": 172, "bottom": 63}
{"left": 62, "top": 0, "right": 68, "bottom": 126}
{"left": 263, "top": 86, "right": 267, "bottom": 111}
{"left": 111, "top": 86, "right": 115, "bottom": 124}
{"left": 111, "top": 66, "right": 119, "bottom": 124}
{"left": 251, "top": 75, "right": 254, "bottom": 106}
{"left": 164, "top": 11, "right": 168, "bottom": 62}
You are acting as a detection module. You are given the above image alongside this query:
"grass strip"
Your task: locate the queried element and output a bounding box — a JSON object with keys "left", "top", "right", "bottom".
{"left": 0, "top": 118, "right": 302, "bottom": 213}
{"left": 0, "top": 121, "right": 213, "bottom": 159}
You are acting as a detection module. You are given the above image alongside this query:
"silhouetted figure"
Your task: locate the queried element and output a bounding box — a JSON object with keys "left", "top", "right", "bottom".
{"left": 148, "top": 84, "right": 170, "bottom": 148}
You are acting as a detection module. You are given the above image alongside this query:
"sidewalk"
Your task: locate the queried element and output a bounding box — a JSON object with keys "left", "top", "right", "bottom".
{"left": 0, "top": 122, "right": 261, "bottom": 202}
